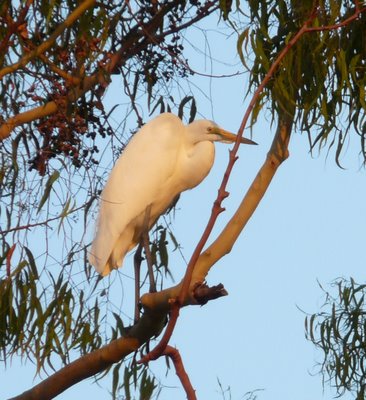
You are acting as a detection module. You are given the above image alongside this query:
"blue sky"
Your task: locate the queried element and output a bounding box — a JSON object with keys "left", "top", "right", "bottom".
{"left": 3, "top": 8, "right": 366, "bottom": 400}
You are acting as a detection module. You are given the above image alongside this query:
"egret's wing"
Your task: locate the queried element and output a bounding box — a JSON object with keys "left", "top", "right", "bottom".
{"left": 89, "top": 113, "right": 184, "bottom": 274}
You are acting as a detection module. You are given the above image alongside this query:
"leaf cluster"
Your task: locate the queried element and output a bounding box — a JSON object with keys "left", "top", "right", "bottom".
{"left": 306, "top": 278, "right": 366, "bottom": 399}
{"left": 110, "top": 360, "right": 159, "bottom": 400}
{"left": 0, "top": 247, "right": 103, "bottom": 373}
{"left": 243, "top": 0, "right": 366, "bottom": 165}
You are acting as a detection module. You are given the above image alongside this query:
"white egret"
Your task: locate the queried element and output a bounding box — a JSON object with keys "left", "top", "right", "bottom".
{"left": 89, "top": 112, "right": 256, "bottom": 276}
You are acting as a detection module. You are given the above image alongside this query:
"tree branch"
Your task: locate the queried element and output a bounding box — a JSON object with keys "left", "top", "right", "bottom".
{"left": 8, "top": 307, "right": 167, "bottom": 400}
{"left": 7, "top": 276, "right": 224, "bottom": 400}
{"left": 192, "top": 113, "right": 293, "bottom": 284}
{"left": 0, "top": 0, "right": 218, "bottom": 141}
{"left": 306, "top": 4, "right": 366, "bottom": 32}
{"left": 0, "top": 204, "right": 85, "bottom": 235}
{"left": 163, "top": 346, "right": 197, "bottom": 400}
{"left": 0, "top": 0, "right": 97, "bottom": 80}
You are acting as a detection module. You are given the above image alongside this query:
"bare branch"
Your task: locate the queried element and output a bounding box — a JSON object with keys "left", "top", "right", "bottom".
{"left": 163, "top": 346, "right": 197, "bottom": 400}
{"left": 0, "top": 205, "right": 85, "bottom": 235}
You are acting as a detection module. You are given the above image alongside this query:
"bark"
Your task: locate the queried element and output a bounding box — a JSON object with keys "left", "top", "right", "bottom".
{"left": 192, "top": 113, "right": 293, "bottom": 284}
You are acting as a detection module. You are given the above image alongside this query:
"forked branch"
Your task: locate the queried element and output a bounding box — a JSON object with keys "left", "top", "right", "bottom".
{"left": 7, "top": 2, "right": 366, "bottom": 400}
{"left": 140, "top": 1, "right": 366, "bottom": 365}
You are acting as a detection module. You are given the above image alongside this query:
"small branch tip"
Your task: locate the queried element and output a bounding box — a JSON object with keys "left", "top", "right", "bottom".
{"left": 193, "top": 282, "right": 228, "bottom": 305}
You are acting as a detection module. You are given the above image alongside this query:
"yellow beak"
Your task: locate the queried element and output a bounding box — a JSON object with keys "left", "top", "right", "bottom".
{"left": 214, "top": 127, "right": 257, "bottom": 145}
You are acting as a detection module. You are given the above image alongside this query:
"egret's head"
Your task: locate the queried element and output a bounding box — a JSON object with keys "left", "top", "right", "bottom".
{"left": 188, "top": 119, "right": 257, "bottom": 145}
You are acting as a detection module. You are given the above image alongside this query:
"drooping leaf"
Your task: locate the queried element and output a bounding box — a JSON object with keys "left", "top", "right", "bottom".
{"left": 237, "top": 28, "right": 250, "bottom": 69}
{"left": 37, "top": 170, "right": 60, "bottom": 213}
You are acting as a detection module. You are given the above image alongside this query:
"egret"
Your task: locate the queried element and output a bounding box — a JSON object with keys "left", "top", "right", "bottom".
{"left": 89, "top": 112, "right": 256, "bottom": 277}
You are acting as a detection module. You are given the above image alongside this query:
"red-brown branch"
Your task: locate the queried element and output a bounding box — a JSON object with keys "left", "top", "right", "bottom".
{"left": 306, "top": 5, "right": 366, "bottom": 31}
{"left": 163, "top": 346, "right": 197, "bottom": 400}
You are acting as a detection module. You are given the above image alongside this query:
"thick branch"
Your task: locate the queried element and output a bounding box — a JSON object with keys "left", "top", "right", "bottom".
{"left": 8, "top": 307, "right": 167, "bottom": 400}
{"left": 192, "top": 114, "right": 293, "bottom": 284}
{"left": 188, "top": 3, "right": 366, "bottom": 284}
{"left": 8, "top": 276, "right": 225, "bottom": 400}
{"left": 140, "top": 117, "right": 293, "bottom": 318}
{"left": 9, "top": 338, "right": 139, "bottom": 400}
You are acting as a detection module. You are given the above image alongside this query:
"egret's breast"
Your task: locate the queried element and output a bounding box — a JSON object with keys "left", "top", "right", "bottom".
{"left": 179, "top": 141, "right": 215, "bottom": 190}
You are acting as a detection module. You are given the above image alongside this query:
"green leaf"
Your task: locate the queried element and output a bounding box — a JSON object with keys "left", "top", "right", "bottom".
{"left": 123, "top": 366, "right": 132, "bottom": 400}
{"left": 112, "top": 363, "right": 121, "bottom": 399}
{"left": 149, "top": 96, "right": 165, "bottom": 116}
{"left": 37, "top": 170, "right": 60, "bottom": 213}
{"left": 335, "top": 132, "right": 346, "bottom": 170}
{"left": 237, "top": 28, "right": 250, "bottom": 69}
{"left": 57, "top": 197, "right": 73, "bottom": 233}
{"left": 168, "top": 230, "right": 179, "bottom": 251}
{"left": 219, "top": 0, "right": 232, "bottom": 20}
{"left": 178, "top": 96, "right": 196, "bottom": 123}
{"left": 24, "top": 247, "right": 39, "bottom": 280}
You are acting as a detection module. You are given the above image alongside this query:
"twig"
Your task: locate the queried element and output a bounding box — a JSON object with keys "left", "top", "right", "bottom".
{"left": 306, "top": 4, "right": 366, "bottom": 32}
{"left": 134, "top": 244, "right": 143, "bottom": 323}
{"left": 0, "top": 205, "right": 85, "bottom": 235}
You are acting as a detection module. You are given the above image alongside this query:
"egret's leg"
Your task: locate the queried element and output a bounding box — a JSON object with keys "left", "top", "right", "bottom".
{"left": 141, "top": 204, "right": 156, "bottom": 293}
{"left": 142, "top": 229, "right": 156, "bottom": 293}
{"left": 133, "top": 244, "right": 143, "bottom": 323}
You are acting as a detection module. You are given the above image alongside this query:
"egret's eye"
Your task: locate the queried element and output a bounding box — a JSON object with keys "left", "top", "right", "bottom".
{"left": 207, "top": 127, "right": 213, "bottom": 133}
